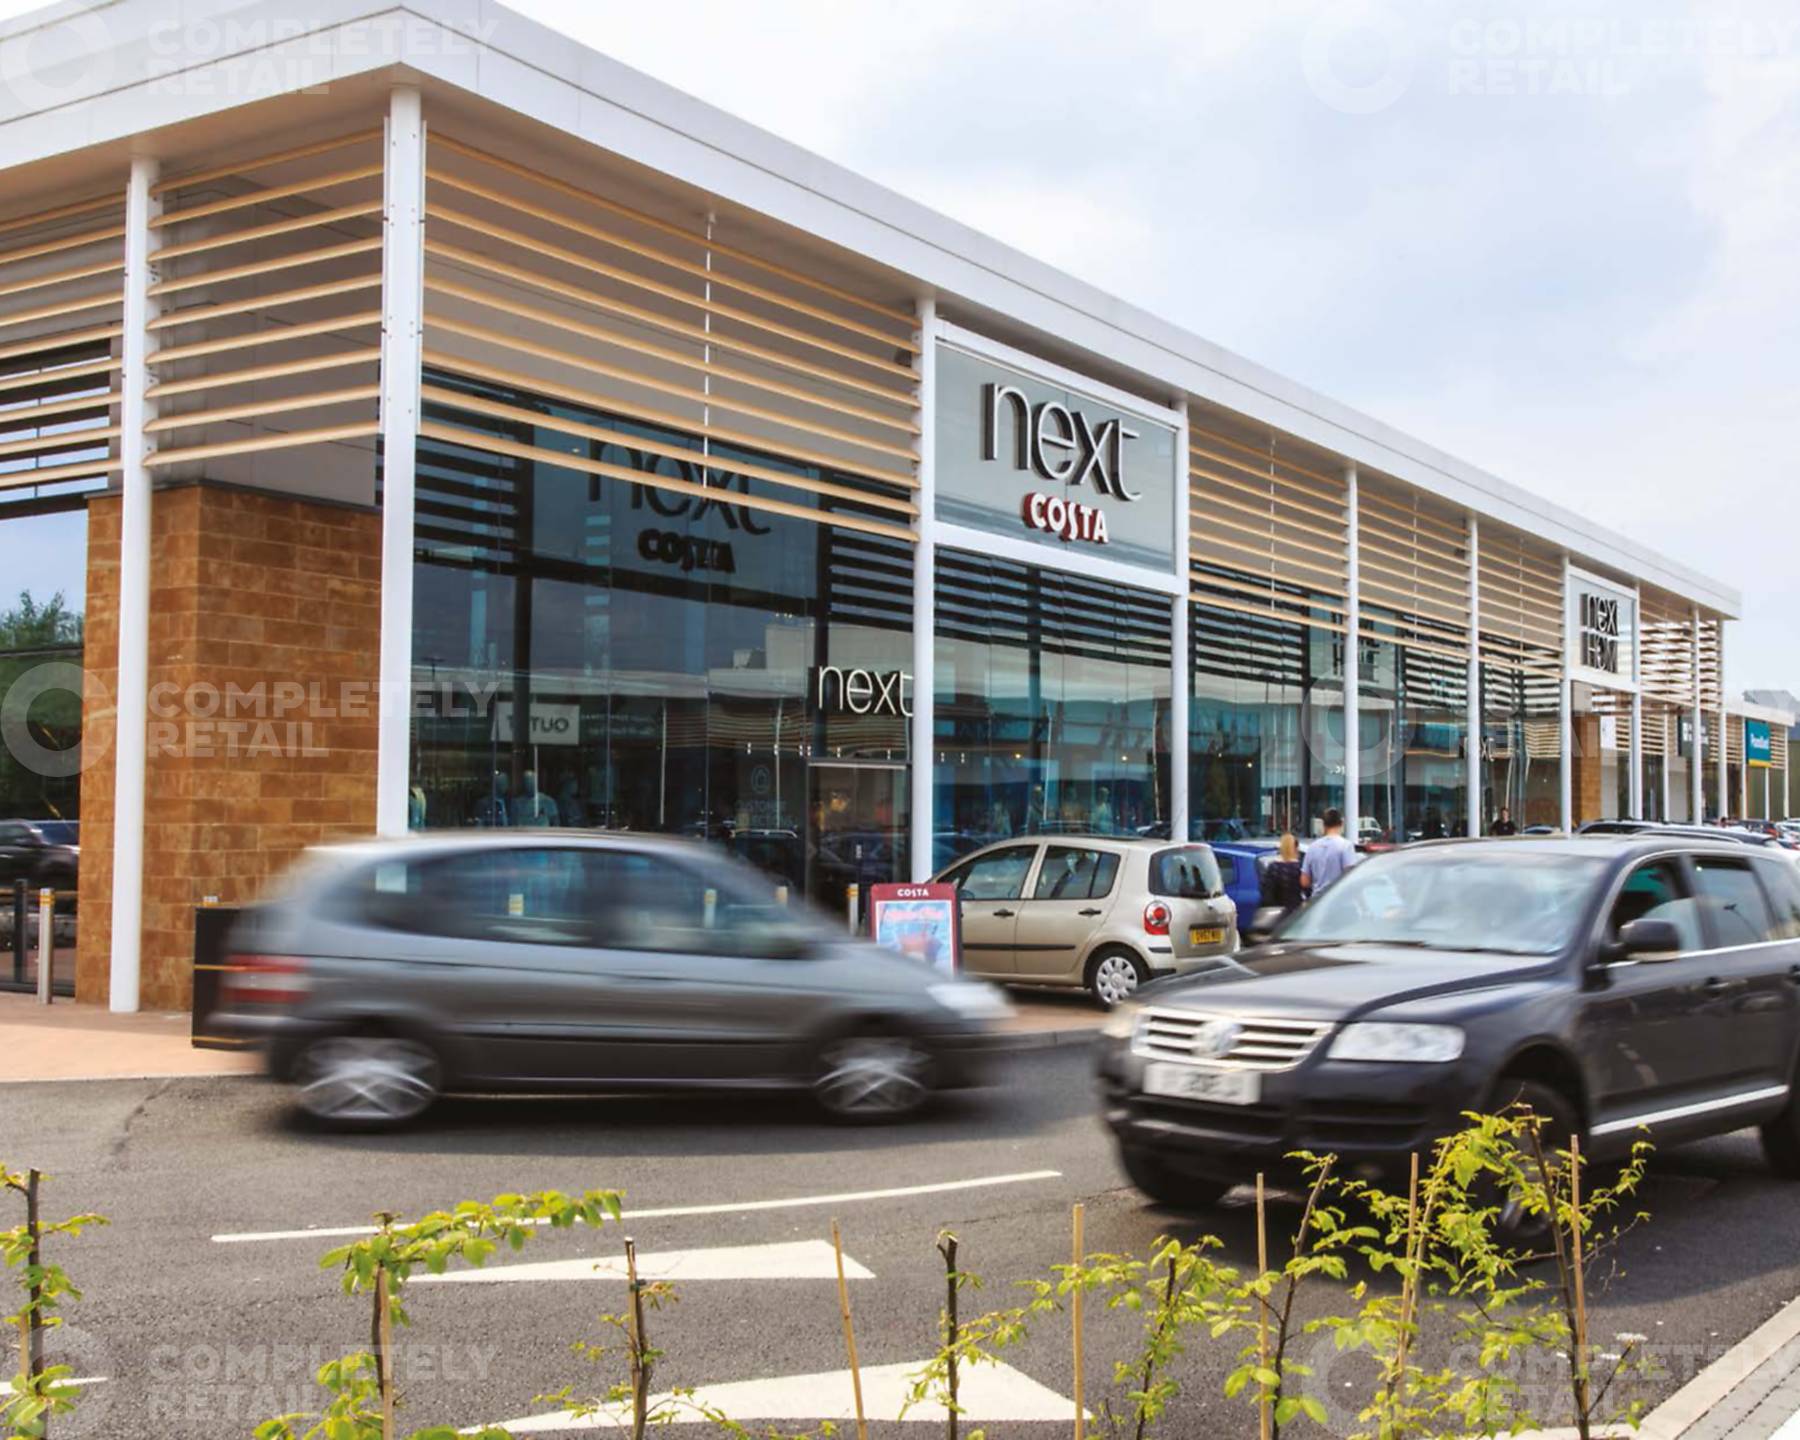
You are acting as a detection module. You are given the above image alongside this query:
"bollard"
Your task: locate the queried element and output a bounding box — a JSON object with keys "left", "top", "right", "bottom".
{"left": 11, "top": 878, "right": 24, "bottom": 986}
{"left": 845, "top": 883, "right": 860, "bottom": 934}
{"left": 36, "top": 887, "right": 53, "bottom": 1005}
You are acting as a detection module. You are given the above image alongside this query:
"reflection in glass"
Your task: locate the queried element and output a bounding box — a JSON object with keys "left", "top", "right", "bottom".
{"left": 1480, "top": 665, "right": 1562, "bottom": 831}
{"left": 933, "top": 552, "right": 1170, "bottom": 869}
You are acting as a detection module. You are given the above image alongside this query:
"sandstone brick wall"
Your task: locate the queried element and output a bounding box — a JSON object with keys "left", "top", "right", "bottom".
{"left": 77, "top": 483, "right": 381, "bottom": 1010}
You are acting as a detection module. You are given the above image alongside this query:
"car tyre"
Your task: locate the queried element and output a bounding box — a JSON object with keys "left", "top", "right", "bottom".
{"left": 292, "top": 1032, "right": 442, "bottom": 1130}
{"left": 1118, "top": 1145, "right": 1231, "bottom": 1210}
{"left": 813, "top": 1030, "right": 931, "bottom": 1123}
{"left": 1760, "top": 1083, "right": 1800, "bottom": 1178}
{"left": 1486, "top": 1076, "right": 1581, "bottom": 1246}
{"left": 1087, "top": 947, "right": 1148, "bottom": 1009}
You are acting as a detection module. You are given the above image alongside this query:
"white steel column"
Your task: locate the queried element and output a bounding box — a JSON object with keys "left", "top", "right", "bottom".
{"left": 376, "top": 86, "right": 426, "bottom": 838}
{"left": 1168, "top": 397, "right": 1190, "bottom": 843}
{"left": 1466, "top": 513, "right": 1480, "bottom": 836}
{"left": 108, "top": 156, "right": 160, "bottom": 1013}
{"left": 1559, "top": 553, "right": 1574, "bottom": 834}
{"left": 1343, "top": 464, "right": 1361, "bottom": 839}
{"left": 1716, "top": 623, "right": 1729, "bottom": 819}
{"left": 1690, "top": 608, "right": 1704, "bottom": 822}
{"left": 1629, "top": 690, "right": 1644, "bottom": 818}
{"left": 908, "top": 296, "right": 938, "bottom": 881}
{"left": 1660, "top": 708, "right": 1672, "bottom": 822}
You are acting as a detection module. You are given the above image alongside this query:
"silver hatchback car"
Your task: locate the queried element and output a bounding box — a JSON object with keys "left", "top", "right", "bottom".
{"left": 932, "top": 836, "right": 1239, "bottom": 1007}
{"left": 210, "top": 831, "right": 1011, "bottom": 1128}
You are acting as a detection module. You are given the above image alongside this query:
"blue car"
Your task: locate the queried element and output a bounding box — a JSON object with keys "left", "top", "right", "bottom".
{"left": 1208, "top": 840, "right": 1282, "bottom": 931}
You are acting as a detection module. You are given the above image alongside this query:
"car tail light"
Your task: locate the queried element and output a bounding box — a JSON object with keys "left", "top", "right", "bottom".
{"left": 1143, "top": 901, "right": 1172, "bottom": 936}
{"left": 220, "top": 954, "right": 310, "bottom": 1006}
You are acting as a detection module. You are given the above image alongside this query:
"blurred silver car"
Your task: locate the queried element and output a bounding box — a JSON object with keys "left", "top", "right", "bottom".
{"left": 210, "top": 832, "right": 1011, "bottom": 1128}
{"left": 931, "top": 836, "right": 1239, "bottom": 1008}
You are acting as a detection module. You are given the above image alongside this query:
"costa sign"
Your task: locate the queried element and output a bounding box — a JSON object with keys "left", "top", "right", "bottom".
{"left": 1021, "top": 491, "right": 1108, "bottom": 544}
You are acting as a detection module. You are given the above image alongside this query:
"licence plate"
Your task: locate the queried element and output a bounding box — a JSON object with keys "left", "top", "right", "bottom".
{"left": 1189, "top": 925, "right": 1225, "bottom": 946}
{"left": 1143, "top": 1061, "right": 1260, "bottom": 1106}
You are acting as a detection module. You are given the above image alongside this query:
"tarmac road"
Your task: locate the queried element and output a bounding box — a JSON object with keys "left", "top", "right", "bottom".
{"left": 5, "top": 1046, "right": 1800, "bottom": 1437}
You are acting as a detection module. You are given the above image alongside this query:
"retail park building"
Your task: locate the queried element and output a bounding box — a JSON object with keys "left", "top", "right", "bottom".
{"left": 0, "top": 0, "right": 1791, "bottom": 1010}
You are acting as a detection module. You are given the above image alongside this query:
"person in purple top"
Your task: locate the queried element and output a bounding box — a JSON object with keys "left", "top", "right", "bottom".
{"left": 1300, "top": 808, "right": 1359, "bottom": 898}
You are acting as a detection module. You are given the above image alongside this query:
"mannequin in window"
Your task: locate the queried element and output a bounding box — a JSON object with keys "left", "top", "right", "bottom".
{"left": 514, "top": 769, "right": 559, "bottom": 827}
{"left": 473, "top": 772, "right": 508, "bottom": 827}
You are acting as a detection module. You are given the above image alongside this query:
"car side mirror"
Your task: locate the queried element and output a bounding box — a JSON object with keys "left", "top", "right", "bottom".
{"left": 1244, "top": 905, "right": 1286, "bottom": 945}
{"left": 1612, "top": 917, "right": 1683, "bottom": 960}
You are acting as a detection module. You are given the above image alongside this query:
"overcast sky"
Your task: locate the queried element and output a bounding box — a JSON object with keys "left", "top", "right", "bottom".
{"left": 488, "top": 0, "right": 1796, "bottom": 693}
{"left": 4, "top": 0, "right": 1794, "bottom": 694}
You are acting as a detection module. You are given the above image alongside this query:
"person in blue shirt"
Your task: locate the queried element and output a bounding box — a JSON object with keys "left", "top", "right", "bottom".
{"left": 1300, "top": 808, "right": 1359, "bottom": 898}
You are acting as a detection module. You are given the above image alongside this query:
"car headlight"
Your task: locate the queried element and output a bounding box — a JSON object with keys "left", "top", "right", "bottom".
{"left": 928, "top": 982, "right": 1014, "bottom": 1021}
{"left": 1101, "top": 1000, "right": 1141, "bottom": 1041}
{"left": 1327, "top": 1022, "right": 1464, "bottom": 1064}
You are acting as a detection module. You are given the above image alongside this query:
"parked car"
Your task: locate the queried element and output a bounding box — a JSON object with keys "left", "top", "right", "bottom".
{"left": 932, "top": 836, "right": 1238, "bottom": 1008}
{"left": 0, "top": 819, "right": 79, "bottom": 895}
{"left": 209, "top": 832, "right": 1011, "bottom": 1128}
{"left": 1099, "top": 836, "right": 1800, "bottom": 1228}
{"left": 1210, "top": 840, "right": 1281, "bottom": 931}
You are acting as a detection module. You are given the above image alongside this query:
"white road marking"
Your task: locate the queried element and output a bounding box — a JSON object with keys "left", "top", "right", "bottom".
{"left": 413, "top": 1238, "right": 872, "bottom": 1286}
{"left": 0, "top": 1376, "right": 105, "bottom": 1396}
{"left": 496, "top": 1358, "right": 1081, "bottom": 1431}
{"left": 209, "top": 1169, "right": 1063, "bottom": 1244}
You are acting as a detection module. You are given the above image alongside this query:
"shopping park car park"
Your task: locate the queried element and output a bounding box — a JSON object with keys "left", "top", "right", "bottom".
{"left": 207, "top": 832, "right": 1013, "bottom": 1129}
{"left": 1099, "top": 836, "right": 1800, "bottom": 1215}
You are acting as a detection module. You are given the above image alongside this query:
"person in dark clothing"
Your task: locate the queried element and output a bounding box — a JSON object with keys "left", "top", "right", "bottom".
{"left": 1261, "top": 832, "right": 1305, "bottom": 915}
{"left": 1491, "top": 807, "right": 1518, "bottom": 837}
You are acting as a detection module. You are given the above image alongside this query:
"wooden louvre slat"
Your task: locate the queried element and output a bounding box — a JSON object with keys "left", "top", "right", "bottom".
{"left": 0, "top": 289, "right": 121, "bottom": 332}
{"left": 1188, "top": 422, "right": 1347, "bottom": 493}
{"left": 0, "top": 359, "right": 119, "bottom": 395}
{"left": 0, "top": 422, "right": 117, "bottom": 458}
{"left": 430, "top": 133, "right": 916, "bottom": 329}
{"left": 0, "top": 456, "right": 115, "bottom": 488}
{"left": 147, "top": 309, "right": 382, "bottom": 366}
{"left": 146, "top": 384, "right": 381, "bottom": 434}
{"left": 146, "top": 421, "right": 378, "bottom": 468}
{"left": 1190, "top": 589, "right": 1348, "bottom": 634}
{"left": 0, "top": 224, "right": 125, "bottom": 271}
{"left": 423, "top": 279, "right": 919, "bottom": 441}
{"left": 420, "top": 418, "right": 917, "bottom": 545}
{"left": 423, "top": 239, "right": 915, "bottom": 410}
{"left": 1191, "top": 569, "right": 1348, "bottom": 617}
{"left": 145, "top": 347, "right": 378, "bottom": 401}
{"left": 0, "top": 257, "right": 124, "bottom": 301}
{"left": 148, "top": 273, "right": 382, "bottom": 332}
{"left": 0, "top": 191, "right": 121, "bottom": 240}
{"left": 1200, "top": 484, "right": 1349, "bottom": 545}
{"left": 0, "top": 391, "right": 119, "bottom": 425}
{"left": 148, "top": 238, "right": 384, "bottom": 298}
{"left": 1193, "top": 461, "right": 1348, "bottom": 529}
{"left": 0, "top": 324, "right": 122, "bottom": 364}
{"left": 428, "top": 166, "right": 919, "bottom": 355}
{"left": 151, "top": 129, "right": 382, "bottom": 196}
{"left": 419, "top": 382, "right": 918, "bottom": 516}
{"left": 149, "top": 200, "right": 382, "bottom": 263}
{"left": 152, "top": 162, "right": 384, "bottom": 229}
{"left": 419, "top": 347, "right": 916, "bottom": 489}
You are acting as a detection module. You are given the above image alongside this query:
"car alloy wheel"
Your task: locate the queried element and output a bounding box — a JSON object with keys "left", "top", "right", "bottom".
{"left": 815, "top": 1034, "right": 929, "bottom": 1121}
{"left": 294, "top": 1035, "right": 441, "bottom": 1127}
{"left": 1090, "top": 951, "right": 1145, "bottom": 1008}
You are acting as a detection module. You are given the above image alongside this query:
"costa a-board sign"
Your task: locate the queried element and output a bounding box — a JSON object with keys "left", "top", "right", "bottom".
{"left": 933, "top": 327, "right": 1181, "bottom": 573}
{"left": 868, "top": 882, "right": 961, "bottom": 975}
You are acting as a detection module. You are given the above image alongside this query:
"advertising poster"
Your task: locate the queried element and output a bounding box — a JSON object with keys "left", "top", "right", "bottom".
{"left": 868, "top": 882, "right": 961, "bottom": 975}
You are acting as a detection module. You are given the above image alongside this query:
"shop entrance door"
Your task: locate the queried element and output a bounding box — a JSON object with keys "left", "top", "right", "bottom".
{"left": 807, "top": 763, "right": 908, "bottom": 929}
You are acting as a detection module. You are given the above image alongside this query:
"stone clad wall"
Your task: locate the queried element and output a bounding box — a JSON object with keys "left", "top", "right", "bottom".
{"left": 77, "top": 482, "right": 382, "bottom": 1010}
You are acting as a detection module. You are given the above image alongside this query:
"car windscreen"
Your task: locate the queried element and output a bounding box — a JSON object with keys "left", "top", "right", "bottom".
{"left": 1149, "top": 846, "right": 1223, "bottom": 899}
{"left": 1277, "top": 849, "right": 1607, "bottom": 955}
{"left": 36, "top": 821, "right": 77, "bottom": 845}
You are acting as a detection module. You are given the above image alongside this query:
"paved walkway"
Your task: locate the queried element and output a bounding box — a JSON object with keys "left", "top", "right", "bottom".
{"left": 0, "top": 992, "right": 256, "bottom": 1083}
{"left": 0, "top": 988, "right": 1101, "bottom": 1083}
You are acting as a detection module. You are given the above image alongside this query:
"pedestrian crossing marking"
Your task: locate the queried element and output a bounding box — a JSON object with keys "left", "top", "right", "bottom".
{"left": 497, "top": 1358, "right": 1081, "bottom": 1431}
{"left": 413, "top": 1238, "right": 873, "bottom": 1286}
